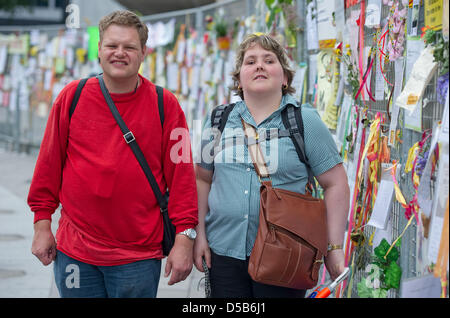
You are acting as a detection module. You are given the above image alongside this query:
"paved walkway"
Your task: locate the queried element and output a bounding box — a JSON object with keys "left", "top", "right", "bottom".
{"left": 0, "top": 148, "right": 205, "bottom": 298}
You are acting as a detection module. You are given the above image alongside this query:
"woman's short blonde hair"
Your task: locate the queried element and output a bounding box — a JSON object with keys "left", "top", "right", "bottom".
{"left": 230, "top": 34, "right": 296, "bottom": 100}
{"left": 99, "top": 10, "right": 148, "bottom": 50}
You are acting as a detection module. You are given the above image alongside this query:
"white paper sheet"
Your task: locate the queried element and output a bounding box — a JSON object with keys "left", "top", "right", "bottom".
{"left": 291, "top": 64, "right": 307, "bottom": 101}
{"left": 374, "top": 50, "right": 385, "bottom": 100}
{"left": 316, "top": 0, "right": 336, "bottom": 43}
{"left": 405, "top": 38, "right": 425, "bottom": 81}
{"left": 365, "top": 0, "right": 382, "bottom": 28}
{"left": 0, "top": 45, "right": 7, "bottom": 74}
{"left": 306, "top": 1, "right": 319, "bottom": 51}
{"left": 404, "top": 97, "right": 422, "bottom": 131}
{"left": 427, "top": 145, "right": 449, "bottom": 263}
{"left": 409, "top": 0, "right": 421, "bottom": 37}
{"left": 417, "top": 124, "right": 441, "bottom": 217}
{"left": 396, "top": 47, "right": 437, "bottom": 115}
{"left": 368, "top": 164, "right": 395, "bottom": 230}
{"left": 426, "top": 91, "right": 449, "bottom": 263}
{"left": 308, "top": 54, "right": 317, "bottom": 95}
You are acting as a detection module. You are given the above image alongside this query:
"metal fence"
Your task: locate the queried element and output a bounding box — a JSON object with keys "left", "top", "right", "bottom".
{"left": 338, "top": 0, "right": 446, "bottom": 298}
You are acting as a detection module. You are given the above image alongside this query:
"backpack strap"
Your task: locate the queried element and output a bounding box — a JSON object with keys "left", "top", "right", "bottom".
{"left": 155, "top": 85, "right": 164, "bottom": 128}
{"left": 281, "top": 103, "right": 317, "bottom": 194}
{"left": 207, "top": 103, "right": 236, "bottom": 166}
{"left": 69, "top": 77, "right": 89, "bottom": 120}
{"left": 211, "top": 103, "right": 235, "bottom": 132}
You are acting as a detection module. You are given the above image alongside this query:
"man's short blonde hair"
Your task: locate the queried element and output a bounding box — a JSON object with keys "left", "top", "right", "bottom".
{"left": 99, "top": 10, "right": 148, "bottom": 50}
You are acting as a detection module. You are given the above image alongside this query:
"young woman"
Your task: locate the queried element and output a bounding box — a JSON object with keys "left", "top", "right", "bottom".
{"left": 194, "top": 34, "right": 350, "bottom": 298}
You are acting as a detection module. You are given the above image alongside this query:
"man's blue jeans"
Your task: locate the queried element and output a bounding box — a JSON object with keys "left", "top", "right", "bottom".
{"left": 54, "top": 250, "right": 161, "bottom": 298}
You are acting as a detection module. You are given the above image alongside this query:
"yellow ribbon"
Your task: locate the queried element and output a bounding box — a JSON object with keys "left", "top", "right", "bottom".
{"left": 390, "top": 162, "right": 408, "bottom": 207}
{"left": 355, "top": 115, "right": 381, "bottom": 190}
{"left": 384, "top": 215, "right": 414, "bottom": 260}
{"left": 404, "top": 141, "right": 421, "bottom": 187}
{"left": 404, "top": 141, "right": 419, "bottom": 173}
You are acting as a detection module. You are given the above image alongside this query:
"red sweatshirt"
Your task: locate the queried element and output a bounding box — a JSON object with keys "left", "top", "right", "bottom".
{"left": 27, "top": 75, "right": 198, "bottom": 265}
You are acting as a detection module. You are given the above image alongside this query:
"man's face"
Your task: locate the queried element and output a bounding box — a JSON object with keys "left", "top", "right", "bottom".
{"left": 98, "top": 24, "right": 146, "bottom": 82}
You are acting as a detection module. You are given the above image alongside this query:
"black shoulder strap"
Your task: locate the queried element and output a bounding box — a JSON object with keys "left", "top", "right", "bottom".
{"left": 69, "top": 78, "right": 89, "bottom": 120}
{"left": 155, "top": 85, "right": 164, "bottom": 128}
{"left": 281, "top": 104, "right": 316, "bottom": 192}
{"left": 96, "top": 74, "right": 168, "bottom": 210}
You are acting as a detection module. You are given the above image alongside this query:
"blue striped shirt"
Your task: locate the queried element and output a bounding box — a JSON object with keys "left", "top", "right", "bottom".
{"left": 198, "top": 94, "right": 342, "bottom": 260}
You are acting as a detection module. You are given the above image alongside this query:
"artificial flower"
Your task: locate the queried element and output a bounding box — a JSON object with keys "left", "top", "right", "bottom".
{"left": 437, "top": 73, "right": 449, "bottom": 105}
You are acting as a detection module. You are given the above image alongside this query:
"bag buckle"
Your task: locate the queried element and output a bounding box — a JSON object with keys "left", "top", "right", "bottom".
{"left": 314, "top": 259, "right": 324, "bottom": 264}
{"left": 258, "top": 174, "right": 272, "bottom": 183}
{"left": 123, "top": 131, "right": 135, "bottom": 144}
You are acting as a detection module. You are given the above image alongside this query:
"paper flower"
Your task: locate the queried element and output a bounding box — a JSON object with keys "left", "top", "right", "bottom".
{"left": 385, "top": 0, "right": 407, "bottom": 61}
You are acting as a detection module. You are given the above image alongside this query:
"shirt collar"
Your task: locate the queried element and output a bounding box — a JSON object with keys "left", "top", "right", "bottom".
{"left": 235, "top": 94, "right": 299, "bottom": 114}
{"left": 235, "top": 94, "right": 300, "bottom": 126}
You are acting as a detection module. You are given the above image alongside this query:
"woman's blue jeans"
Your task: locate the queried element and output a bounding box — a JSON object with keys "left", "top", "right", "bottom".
{"left": 54, "top": 250, "right": 161, "bottom": 298}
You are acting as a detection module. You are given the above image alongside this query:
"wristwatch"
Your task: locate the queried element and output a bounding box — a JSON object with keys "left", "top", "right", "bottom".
{"left": 178, "top": 228, "right": 197, "bottom": 240}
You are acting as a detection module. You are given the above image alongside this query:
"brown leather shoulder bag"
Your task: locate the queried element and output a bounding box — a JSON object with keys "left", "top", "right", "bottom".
{"left": 242, "top": 119, "right": 328, "bottom": 290}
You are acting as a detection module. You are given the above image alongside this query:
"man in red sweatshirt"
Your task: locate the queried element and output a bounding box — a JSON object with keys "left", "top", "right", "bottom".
{"left": 28, "top": 10, "right": 198, "bottom": 297}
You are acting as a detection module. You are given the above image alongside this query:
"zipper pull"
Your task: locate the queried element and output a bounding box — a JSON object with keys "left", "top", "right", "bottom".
{"left": 269, "top": 224, "right": 276, "bottom": 241}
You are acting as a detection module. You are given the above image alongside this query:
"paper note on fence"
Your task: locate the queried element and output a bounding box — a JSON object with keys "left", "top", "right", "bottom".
{"left": 396, "top": 47, "right": 437, "bottom": 115}
{"left": 368, "top": 166, "right": 395, "bottom": 229}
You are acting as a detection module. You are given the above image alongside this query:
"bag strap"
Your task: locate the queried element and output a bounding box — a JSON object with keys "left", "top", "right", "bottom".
{"left": 69, "top": 77, "right": 89, "bottom": 120}
{"left": 241, "top": 118, "right": 271, "bottom": 181}
{"left": 96, "top": 74, "right": 168, "bottom": 212}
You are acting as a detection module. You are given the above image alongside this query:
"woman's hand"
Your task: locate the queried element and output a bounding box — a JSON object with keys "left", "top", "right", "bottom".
{"left": 324, "top": 249, "right": 346, "bottom": 281}
{"left": 193, "top": 231, "right": 211, "bottom": 272}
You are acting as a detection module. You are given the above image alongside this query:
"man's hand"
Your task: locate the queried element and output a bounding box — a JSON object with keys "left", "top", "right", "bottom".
{"left": 31, "top": 219, "right": 56, "bottom": 266}
{"left": 164, "top": 234, "right": 194, "bottom": 285}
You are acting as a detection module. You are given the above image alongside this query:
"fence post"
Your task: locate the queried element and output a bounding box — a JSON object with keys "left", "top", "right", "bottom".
{"left": 296, "top": 0, "right": 305, "bottom": 63}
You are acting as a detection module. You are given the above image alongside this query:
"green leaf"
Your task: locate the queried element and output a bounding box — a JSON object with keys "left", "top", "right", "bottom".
{"left": 357, "top": 278, "right": 374, "bottom": 298}
{"left": 386, "top": 246, "right": 399, "bottom": 263}
{"left": 371, "top": 288, "right": 388, "bottom": 298}
{"left": 274, "top": 6, "right": 282, "bottom": 14}
{"left": 385, "top": 262, "right": 402, "bottom": 289}
{"left": 266, "top": 10, "right": 276, "bottom": 29}
{"left": 265, "top": 0, "right": 276, "bottom": 8}
{"left": 374, "top": 238, "right": 390, "bottom": 261}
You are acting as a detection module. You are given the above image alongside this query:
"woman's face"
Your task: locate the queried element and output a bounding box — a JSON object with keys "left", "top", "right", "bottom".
{"left": 239, "top": 43, "right": 287, "bottom": 99}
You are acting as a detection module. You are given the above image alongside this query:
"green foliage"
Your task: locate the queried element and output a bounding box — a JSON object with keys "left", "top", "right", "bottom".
{"left": 423, "top": 28, "right": 449, "bottom": 76}
{"left": 357, "top": 238, "right": 402, "bottom": 298}
{"left": 264, "top": 0, "right": 294, "bottom": 31}
{"left": 357, "top": 278, "right": 388, "bottom": 298}
{"left": 214, "top": 18, "right": 228, "bottom": 38}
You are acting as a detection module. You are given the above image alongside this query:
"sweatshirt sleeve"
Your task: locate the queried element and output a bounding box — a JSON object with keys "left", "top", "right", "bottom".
{"left": 160, "top": 90, "right": 199, "bottom": 233}
{"left": 27, "top": 82, "right": 76, "bottom": 223}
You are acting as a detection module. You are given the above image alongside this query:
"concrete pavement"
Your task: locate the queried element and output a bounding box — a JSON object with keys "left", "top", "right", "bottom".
{"left": 0, "top": 148, "right": 206, "bottom": 298}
